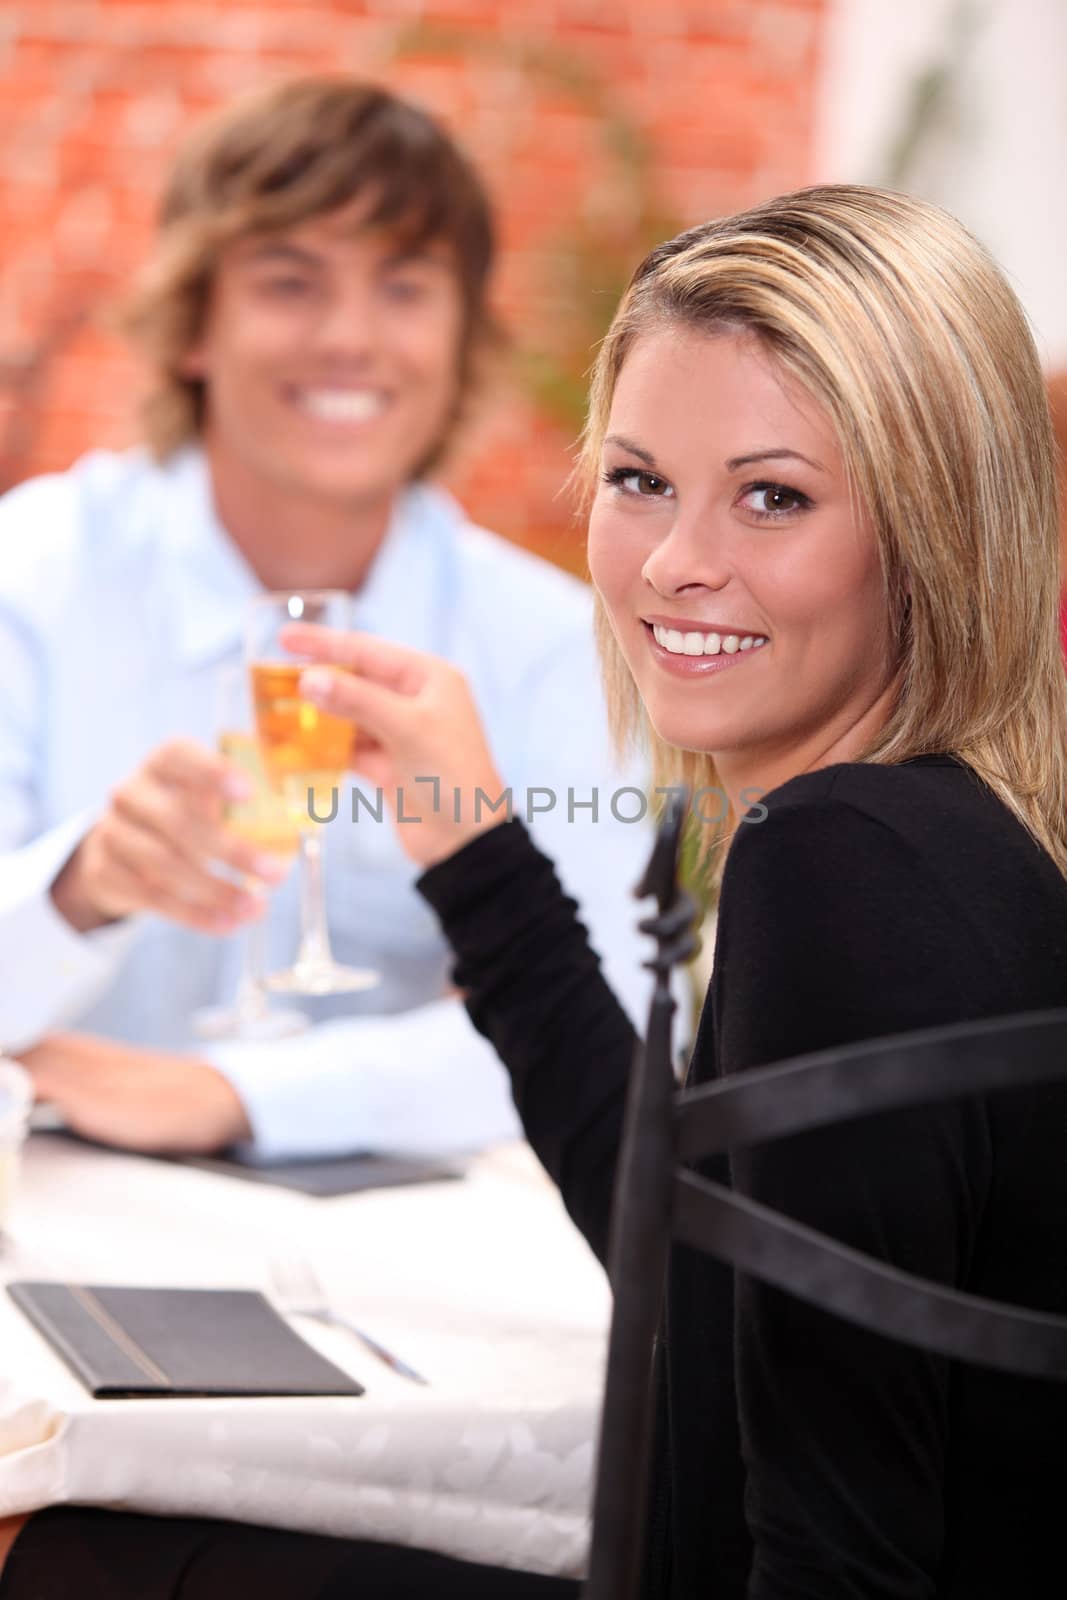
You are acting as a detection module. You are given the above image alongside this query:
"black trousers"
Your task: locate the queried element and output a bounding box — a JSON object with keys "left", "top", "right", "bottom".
{"left": 0, "top": 1508, "right": 581, "bottom": 1599}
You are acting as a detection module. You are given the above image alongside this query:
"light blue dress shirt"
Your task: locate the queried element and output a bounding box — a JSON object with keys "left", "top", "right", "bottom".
{"left": 0, "top": 447, "right": 662, "bottom": 1157}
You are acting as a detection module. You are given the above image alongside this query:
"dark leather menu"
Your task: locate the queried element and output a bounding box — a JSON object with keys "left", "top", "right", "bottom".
{"left": 37, "top": 1123, "right": 464, "bottom": 1197}
{"left": 6, "top": 1282, "right": 365, "bottom": 1399}
{"left": 177, "top": 1149, "right": 464, "bottom": 1197}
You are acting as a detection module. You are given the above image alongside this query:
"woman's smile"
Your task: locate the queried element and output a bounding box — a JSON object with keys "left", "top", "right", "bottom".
{"left": 642, "top": 618, "right": 769, "bottom": 676}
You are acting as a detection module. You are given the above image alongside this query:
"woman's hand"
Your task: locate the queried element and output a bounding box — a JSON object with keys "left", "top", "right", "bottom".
{"left": 281, "top": 624, "right": 509, "bottom": 868}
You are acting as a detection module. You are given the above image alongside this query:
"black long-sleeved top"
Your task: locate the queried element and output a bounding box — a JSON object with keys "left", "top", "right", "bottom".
{"left": 418, "top": 756, "right": 1067, "bottom": 1598}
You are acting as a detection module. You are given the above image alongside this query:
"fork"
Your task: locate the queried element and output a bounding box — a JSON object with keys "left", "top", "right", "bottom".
{"left": 268, "top": 1254, "right": 429, "bottom": 1386}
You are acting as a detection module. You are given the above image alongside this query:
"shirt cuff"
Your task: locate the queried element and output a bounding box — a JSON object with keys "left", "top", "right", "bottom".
{"left": 0, "top": 816, "right": 137, "bottom": 1052}
{"left": 201, "top": 1032, "right": 353, "bottom": 1162}
{"left": 204, "top": 1002, "right": 524, "bottom": 1162}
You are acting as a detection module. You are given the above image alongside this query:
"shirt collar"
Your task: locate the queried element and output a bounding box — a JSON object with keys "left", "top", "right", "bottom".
{"left": 159, "top": 448, "right": 464, "bottom": 669}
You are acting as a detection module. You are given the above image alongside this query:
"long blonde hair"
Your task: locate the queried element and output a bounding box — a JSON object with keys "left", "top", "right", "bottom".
{"left": 580, "top": 184, "right": 1067, "bottom": 876}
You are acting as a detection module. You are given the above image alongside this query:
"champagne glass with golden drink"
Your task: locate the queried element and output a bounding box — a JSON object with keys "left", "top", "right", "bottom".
{"left": 193, "top": 667, "right": 308, "bottom": 1041}
{"left": 247, "top": 591, "right": 379, "bottom": 996}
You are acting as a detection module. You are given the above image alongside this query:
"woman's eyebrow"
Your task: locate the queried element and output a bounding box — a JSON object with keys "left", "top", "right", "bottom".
{"left": 726, "top": 447, "right": 825, "bottom": 473}
{"left": 603, "top": 433, "right": 660, "bottom": 467}
{"left": 604, "top": 437, "right": 826, "bottom": 474}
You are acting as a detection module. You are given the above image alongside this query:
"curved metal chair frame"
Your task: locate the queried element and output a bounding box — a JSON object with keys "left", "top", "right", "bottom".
{"left": 583, "top": 791, "right": 1067, "bottom": 1600}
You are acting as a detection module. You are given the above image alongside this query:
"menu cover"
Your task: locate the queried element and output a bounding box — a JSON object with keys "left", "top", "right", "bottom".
{"left": 178, "top": 1148, "right": 464, "bottom": 1197}
{"left": 7, "top": 1281, "right": 365, "bottom": 1399}
{"left": 36, "top": 1121, "right": 464, "bottom": 1198}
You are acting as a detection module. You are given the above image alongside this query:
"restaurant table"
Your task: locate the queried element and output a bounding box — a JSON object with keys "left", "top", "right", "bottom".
{"left": 0, "top": 1132, "right": 610, "bottom": 1579}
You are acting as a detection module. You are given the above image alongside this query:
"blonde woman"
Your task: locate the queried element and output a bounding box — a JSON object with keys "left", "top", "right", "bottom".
{"left": 6, "top": 185, "right": 1067, "bottom": 1597}
{"left": 280, "top": 186, "right": 1067, "bottom": 1598}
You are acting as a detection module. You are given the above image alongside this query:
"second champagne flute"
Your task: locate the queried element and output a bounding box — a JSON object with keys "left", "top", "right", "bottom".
{"left": 191, "top": 663, "right": 308, "bottom": 1042}
{"left": 247, "top": 590, "right": 380, "bottom": 996}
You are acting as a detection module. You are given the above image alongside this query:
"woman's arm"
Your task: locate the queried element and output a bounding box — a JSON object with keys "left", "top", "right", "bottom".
{"left": 713, "top": 789, "right": 1003, "bottom": 1599}
{"left": 419, "top": 820, "right": 637, "bottom": 1264}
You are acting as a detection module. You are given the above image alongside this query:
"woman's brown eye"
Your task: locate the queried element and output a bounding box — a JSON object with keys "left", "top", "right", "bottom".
{"left": 755, "top": 486, "right": 798, "bottom": 512}
{"left": 740, "top": 482, "right": 811, "bottom": 518}
{"left": 602, "top": 466, "right": 675, "bottom": 499}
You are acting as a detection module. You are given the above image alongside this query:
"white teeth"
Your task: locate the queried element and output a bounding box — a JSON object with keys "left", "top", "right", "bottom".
{"left": 651, "top": 623, "right": 767, "bottom": 657}
{"left": 299, "top": 389, "right": 384, "bottom": 423}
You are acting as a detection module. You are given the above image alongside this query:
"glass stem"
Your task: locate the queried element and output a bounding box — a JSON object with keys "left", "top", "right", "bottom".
{"left": 233, "top": 876, "right": 269, "bottom": 1023}
{"left": 295, "top": 827, "right": 334, "bottom": 971}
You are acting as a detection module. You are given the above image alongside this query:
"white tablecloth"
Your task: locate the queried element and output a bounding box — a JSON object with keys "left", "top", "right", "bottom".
{"left": 0, "top": 1134, "right": 610, "bottom": 1578}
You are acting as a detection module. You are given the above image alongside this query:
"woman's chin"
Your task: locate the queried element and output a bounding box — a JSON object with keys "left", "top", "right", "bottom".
{"left": 645, "top": 705, "right": 731, "bottom": 757}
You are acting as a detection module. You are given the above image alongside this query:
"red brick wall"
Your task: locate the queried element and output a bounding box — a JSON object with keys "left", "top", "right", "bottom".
{"left": 0, "top": 0, "right": 826, "bottom": 568}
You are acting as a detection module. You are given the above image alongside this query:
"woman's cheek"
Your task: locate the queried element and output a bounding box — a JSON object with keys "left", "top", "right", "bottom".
{"left": 585, "top": 507, "right": 610, "bottom": 593}
{"left": 587, "top": 508, "right": 636, "bottom": 613}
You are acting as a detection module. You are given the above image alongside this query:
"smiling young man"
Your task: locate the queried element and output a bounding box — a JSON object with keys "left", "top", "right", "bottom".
{"left": 0, "top": 77, "right": 653, "bottom": 1162}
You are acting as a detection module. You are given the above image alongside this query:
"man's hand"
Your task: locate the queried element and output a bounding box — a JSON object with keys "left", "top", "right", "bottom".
{"left": 50, "top": 737, "right": 291, "bottom": 935}
{"left": 18, "top": 1033, "right": 253, "bottom": 1154}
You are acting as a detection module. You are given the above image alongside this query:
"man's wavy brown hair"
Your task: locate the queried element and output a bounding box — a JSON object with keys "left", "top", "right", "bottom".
{"left": 119, "top": 75, "right": 502, "bottom": 470}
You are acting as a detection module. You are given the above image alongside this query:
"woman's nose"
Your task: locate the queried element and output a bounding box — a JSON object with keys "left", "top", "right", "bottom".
{"left": 641, "top": 511, "right": 731, "bottom": 597}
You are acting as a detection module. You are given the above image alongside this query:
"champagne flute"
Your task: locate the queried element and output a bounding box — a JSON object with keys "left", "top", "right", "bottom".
{"left": 193, "top": 667, "right": 309, "bottom": 1042}
{"left": 247, "top": 590, "right": 380, "bottom": 996}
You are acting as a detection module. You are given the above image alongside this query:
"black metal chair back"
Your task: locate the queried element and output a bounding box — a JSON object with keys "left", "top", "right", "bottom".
{"left": 583, "top": 791, "right": 1067, "bottom": 1600}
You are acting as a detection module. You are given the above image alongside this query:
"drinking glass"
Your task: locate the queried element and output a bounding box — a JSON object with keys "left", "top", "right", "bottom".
{"left": 247, "top": 591, "right": 379, "bottom": 996}
{"left": 193, "top": 667, "right": 309, "bottom": 1041}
